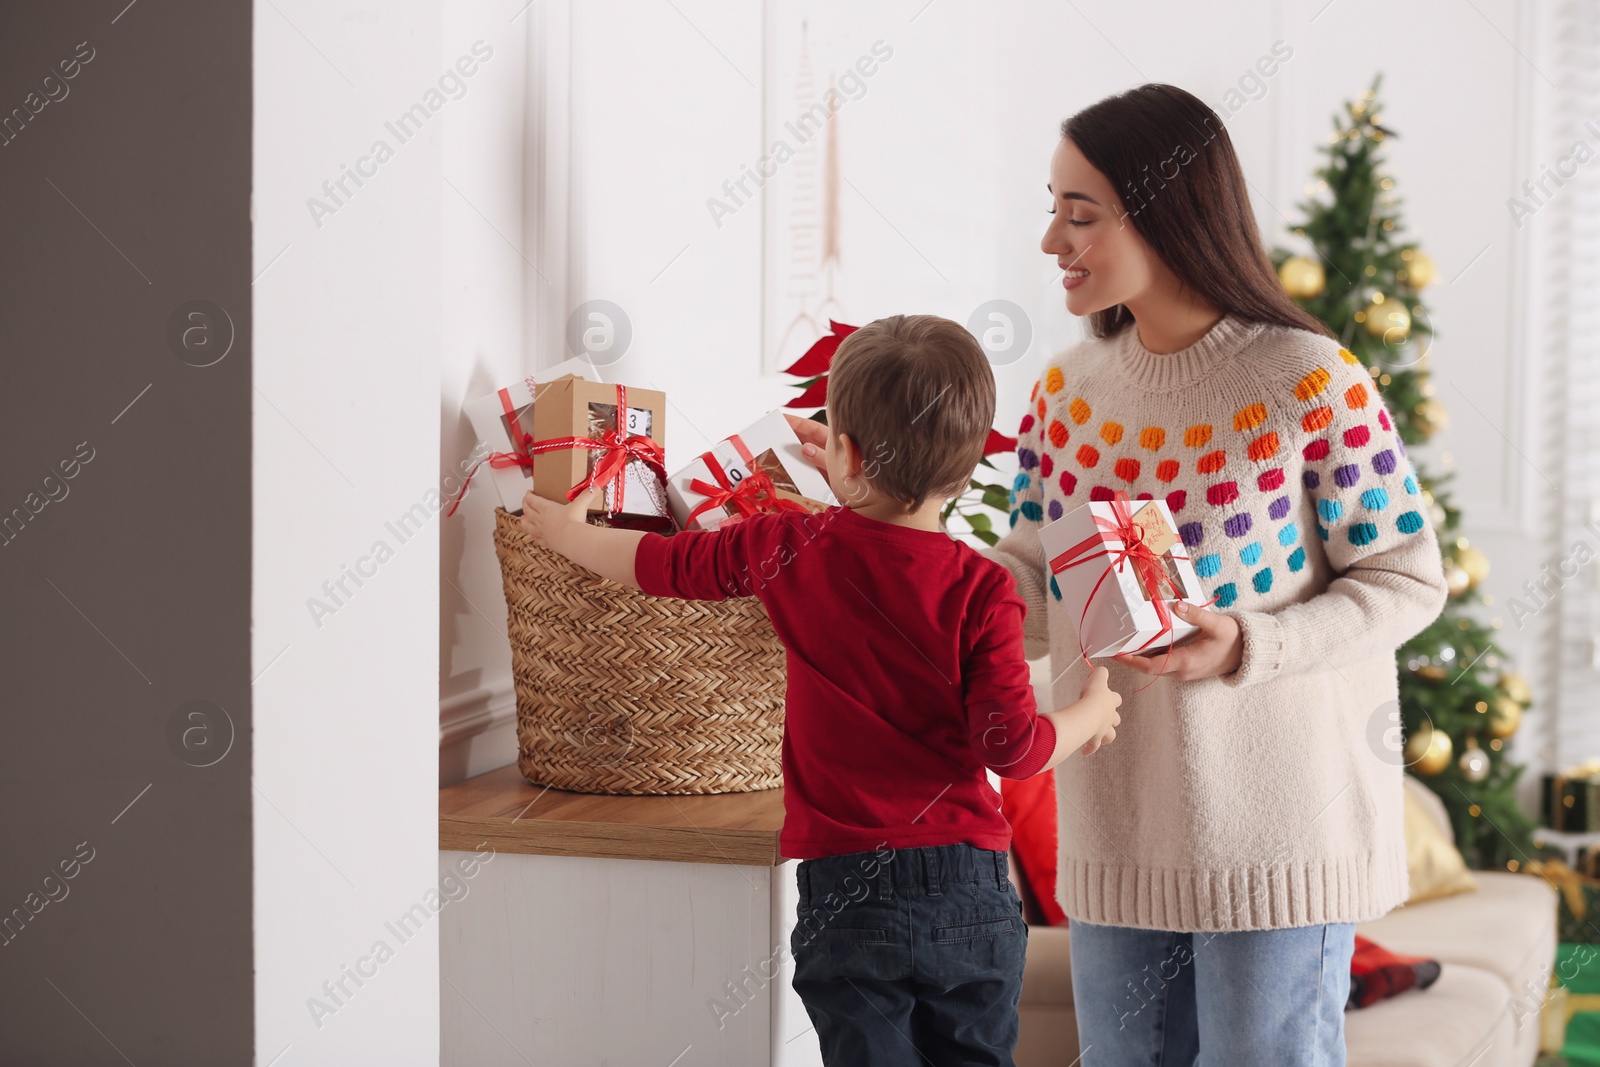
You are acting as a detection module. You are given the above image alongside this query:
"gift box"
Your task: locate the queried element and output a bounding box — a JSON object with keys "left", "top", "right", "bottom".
{"left": 529, "top": 376, "right": 670, "bottom": 520}
{"left": 1545, "top": 764, "right": 1600, "bottom": 832}
{"left": 460, "top": 359, "right": 602, "bottom": 512}
{"left": 1554, "top": 941, "right": 1600, "bottom": 1061}
{"left": 1037, "top": 491, "right": 1208, "bottom": 660}
{"left": 665, "top": 408, "right": 833, "bottom": 531}
{"left": 1525, "top": 862, "right": 1600, "bottom": 945}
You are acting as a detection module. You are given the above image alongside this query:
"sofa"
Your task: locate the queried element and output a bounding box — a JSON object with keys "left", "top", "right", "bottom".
{"left": 1012, "top": 775, "right": 1558, "bottom": 1066}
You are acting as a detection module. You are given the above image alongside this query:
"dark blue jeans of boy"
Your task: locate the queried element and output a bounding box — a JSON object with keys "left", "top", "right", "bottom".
{"left": 789, "top": 841, "right": 1028, "bottom": 1066}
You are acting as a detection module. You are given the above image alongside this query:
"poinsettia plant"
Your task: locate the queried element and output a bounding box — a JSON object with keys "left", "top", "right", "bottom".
{"left": 783, "top": 321, "right": 1017, "bottom": 546}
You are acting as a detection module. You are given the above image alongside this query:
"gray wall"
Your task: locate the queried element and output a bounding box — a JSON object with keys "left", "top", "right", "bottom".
{"left": 0, "top": 2, "right": 252, "bottom": 1063}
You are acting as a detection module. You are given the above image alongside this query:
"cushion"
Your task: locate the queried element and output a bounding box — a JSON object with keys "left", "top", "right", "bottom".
{"left": 1020, "top": 924, "right": 1073, "bottom": 1006}
{"left": 1404, "top": 776, "right": 1477, "bottom": 903}
{"left": 1344, "top": 962, "right": 1517, "bottom": 1067}
{"left": 1348, "top": 935, "right": 1442, "bottom": 1008}
{"left": 1017, "top": 926, "right": 1079, "bottom": 1067}
{"left": 1359, "top": 870, "right": 1557, "bottom": 994}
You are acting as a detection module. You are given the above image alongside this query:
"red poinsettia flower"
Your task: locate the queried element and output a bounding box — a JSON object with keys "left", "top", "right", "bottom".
{"left": 782, "top": 321, "right": 1019, "bottom": 460}
{"left": 781, "top": 320, "right": 859, "bottom": 378}
{"left": 983, "top": 428, "right": 1018, "bottom": 456}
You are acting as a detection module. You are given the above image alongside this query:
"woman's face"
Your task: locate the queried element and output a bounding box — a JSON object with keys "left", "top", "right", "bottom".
{"left": 1041, "top": 138, "right": 1161, "bottom": 317}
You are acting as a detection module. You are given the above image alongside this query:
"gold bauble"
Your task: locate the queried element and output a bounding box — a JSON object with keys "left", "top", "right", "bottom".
{"left": 1499, "top": 671, "right": 1531, "bottom": 705}
{"left": 1403, "top": 250, "right": 1437, "bottom": 288}
{"left": 1457, "top": 545, "right": 1490, "bottom": 589}
{"left": 1459, "top": 737, "right": 1491, "bottom": 782}
{"left": 1364, "top": 296, "right": 1411, "bottom": 341}
{"left": 1407, "top": 724, "right": 1455, "bottom": 776}
{"left": 1279, "top": 256, "right": 1326, "bottom": 300}
{"left": 1489, "top": 696, "right": 1522, "bottom": 739}
{"left": 1445, "top": 564, "right": 1472, "bottom": 598}
{"left": 1415, "top": 664, "right": 1448, "bottom": 682}
{"left": 1414, "top": 397, "right": 1449, "bottom": 437}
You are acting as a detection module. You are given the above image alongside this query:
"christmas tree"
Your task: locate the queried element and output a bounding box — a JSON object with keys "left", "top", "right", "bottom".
{"left": 1273, "top": 75, "right": 1535, "bottom": 870}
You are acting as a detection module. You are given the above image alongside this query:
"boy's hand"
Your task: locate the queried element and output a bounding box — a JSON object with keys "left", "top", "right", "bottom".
{"left": 1078, "top": 665, "right": 1123, "bottom": 755}
{"left": 518, "top": 487, "right": 600, "bottom": 554}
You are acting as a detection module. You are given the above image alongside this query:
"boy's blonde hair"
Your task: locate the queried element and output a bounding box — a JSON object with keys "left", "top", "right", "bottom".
{"left": 827, "top": 315, "right": 996, "bottom": 512}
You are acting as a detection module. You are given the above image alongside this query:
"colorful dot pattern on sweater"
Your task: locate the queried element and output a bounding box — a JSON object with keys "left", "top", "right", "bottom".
{"left": 1008, "top": 343, "right": 1426, "bottom": 611}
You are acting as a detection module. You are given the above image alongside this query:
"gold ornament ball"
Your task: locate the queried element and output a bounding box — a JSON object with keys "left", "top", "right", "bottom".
{"left": 1415, "top": 664, "right": 1448, "bottom": 682}
{"left": 1364, "top": 296, "right": 1412, "bottom": 341}
{"left": 1459, "top": 738, "right": 1491, "bottom": 783}
{"left": 1457, "top": 545, "right": 1490, "bottom": 589}
{"left": 1280, "top": 256, "right": 1326, "bottom": 299}
{"left": 1489, "top": 696, "right": 1522, "bottom": 739}
{"left": 1445, "top": 564, "right": 1472, "bottom": 598}
{"left": 1499, "top": 671, "right": 1531, "bottom": 705}
{"left": 1407, "top": 724, "right": 1454, "bottom": 776}
{"left": 1414, "top": 397, "right": 1450, "bottom": 437}
{"left": 1403, "top": 250, "right": 1437, "bottom": 288}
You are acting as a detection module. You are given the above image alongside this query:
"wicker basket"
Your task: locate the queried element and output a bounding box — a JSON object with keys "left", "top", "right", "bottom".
{"left": 491, "top": 507, "right": 786, "bottom": 795}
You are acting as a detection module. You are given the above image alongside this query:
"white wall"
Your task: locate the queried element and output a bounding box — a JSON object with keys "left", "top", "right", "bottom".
{"left": 438, "top": 0, "right": 533, "bottom": 783}
{"left": 254, "top": 1, "right": 444, "bottom": 1062}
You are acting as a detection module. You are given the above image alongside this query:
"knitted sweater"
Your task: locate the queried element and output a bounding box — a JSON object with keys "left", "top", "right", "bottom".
{"left": 986, "top": 313, "right": 1449, "bottom": 932}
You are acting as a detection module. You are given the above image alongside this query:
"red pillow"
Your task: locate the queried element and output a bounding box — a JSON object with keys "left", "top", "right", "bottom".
{"left": 1348, "top": 935, "right": 1442, "bottom": 1008}
{"left": 1000, "top": 770, "right": 1066, "bottom": 926}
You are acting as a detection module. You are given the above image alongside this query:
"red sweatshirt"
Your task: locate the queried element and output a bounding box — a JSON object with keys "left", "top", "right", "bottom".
{"left": 633, "top": 505, "right": 1057, "bottom": 860}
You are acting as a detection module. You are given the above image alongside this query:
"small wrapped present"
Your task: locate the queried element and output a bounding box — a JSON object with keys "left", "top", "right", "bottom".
{"left": 528, "top": 377, "right": 670, "bottom": 519}
{"left": 457, "top": 359, "right": 602, "bottom": 513}
{"left": 1524, "top": 859, "right": 1600, "bottom": 944}
{"left": 665, "top": 409, "right": 833, "bottom": 532}
{"left": 1038, "top": 490, "right": 1210, "bottom": 663}
{"left": 1544, "top": 762, "right": 1600, "bottom": 832}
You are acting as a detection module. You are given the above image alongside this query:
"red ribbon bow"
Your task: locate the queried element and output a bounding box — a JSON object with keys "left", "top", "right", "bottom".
{"left": 685, "top": 437, "right": 809, "bottom": 528}
{"left": 447, "top": 382, "right": 664, "bottom": 517}
{"left": 1047, "top": 490, "right": 1215, "bottom": 691}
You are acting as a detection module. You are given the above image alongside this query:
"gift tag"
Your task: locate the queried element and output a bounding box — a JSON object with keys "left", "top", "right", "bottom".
{"left": 1130, "top": 501, "right": 1179, "bottom": 556}
{"left": 586, "top": 401, "right": 654, "bottom": 439}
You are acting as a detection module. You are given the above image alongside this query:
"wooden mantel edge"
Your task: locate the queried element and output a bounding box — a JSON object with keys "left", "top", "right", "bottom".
{"left": 440, "top": 816, "right": 784, "bottom": 867}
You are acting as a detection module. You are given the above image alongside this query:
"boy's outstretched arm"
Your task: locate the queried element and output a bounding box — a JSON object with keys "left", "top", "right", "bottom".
{"left": 1037, "top": 666, "right": 1123, "bottom": 771}
{"left": 517, "top": 487, "right": 645, "bottom": 588}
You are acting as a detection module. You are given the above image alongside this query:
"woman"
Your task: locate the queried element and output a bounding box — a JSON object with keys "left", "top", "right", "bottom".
{"left": 988, "top": 83, "right": 1446, "bottom": 1065}
{"left": 797, "top": 82, "right": 1447, "bottom": 1065}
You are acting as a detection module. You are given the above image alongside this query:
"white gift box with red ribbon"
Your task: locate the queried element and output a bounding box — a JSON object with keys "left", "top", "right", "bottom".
{"left": 1037, "top": 493, "right": 1210, "bottom": 661}
{"left": 460, "top": 359, "right": 601, "bottom": 512}
{"left": 665, "top": 408, "right": 834, "bottom": 531}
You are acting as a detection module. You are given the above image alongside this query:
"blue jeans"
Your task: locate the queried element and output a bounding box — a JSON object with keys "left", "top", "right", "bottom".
{"left": 789, "top": 842, "right": 1028, "bottom": 1066}
{"left": 1068, "top": 918, "right": 1356, "bottom": 1066}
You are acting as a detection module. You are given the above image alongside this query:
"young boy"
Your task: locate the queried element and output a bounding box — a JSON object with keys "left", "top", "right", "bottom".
{"left": 518, "top": 314, "right": 1122, "bottom": 1066}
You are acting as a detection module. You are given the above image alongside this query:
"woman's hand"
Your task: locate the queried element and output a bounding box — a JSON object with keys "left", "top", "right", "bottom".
{"left": 783, "top": 413, "right": 831, "bottom": 489}
{"left": 1112, "top": 601, "right": 1243, "bottom": 681}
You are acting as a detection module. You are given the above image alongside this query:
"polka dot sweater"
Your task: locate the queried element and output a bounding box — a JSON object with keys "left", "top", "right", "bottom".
{"left": 985, "top": 313, "right": 1449, "bottom": 932}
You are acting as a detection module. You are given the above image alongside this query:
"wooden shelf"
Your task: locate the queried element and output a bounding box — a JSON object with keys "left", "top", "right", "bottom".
{"left": 439, "top": 765, "right": 787, "bottom": 866}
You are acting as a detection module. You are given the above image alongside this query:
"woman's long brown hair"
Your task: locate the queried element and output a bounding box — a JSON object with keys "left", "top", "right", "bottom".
{"left": 1062, "top": 83, "right": 1335, "bottom": 341}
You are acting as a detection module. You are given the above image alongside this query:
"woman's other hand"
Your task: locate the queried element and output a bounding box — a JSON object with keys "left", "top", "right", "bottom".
{"left": 1112, "top": 601, "right": 1243, "bottom": 681}
{"left": 784, "top": 413, "right": 830, "bottom": 489}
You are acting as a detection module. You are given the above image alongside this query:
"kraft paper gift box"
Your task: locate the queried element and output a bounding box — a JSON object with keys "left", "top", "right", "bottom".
{"left": 461, "top": 358, "right": 601, "bottom": 512}
{"left": 665, "top": 408, "right": 834, "bottom": 531}
{"left": 528, "top": 376, "right": 670, "bottom": 519}
{"left": 1037, "top": 494, "right": 1209, "bottom": 660}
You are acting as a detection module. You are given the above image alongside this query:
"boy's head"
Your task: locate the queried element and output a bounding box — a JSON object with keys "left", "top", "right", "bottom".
{"left": 824, "top": 314, "right": 996, "bottom": 512}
